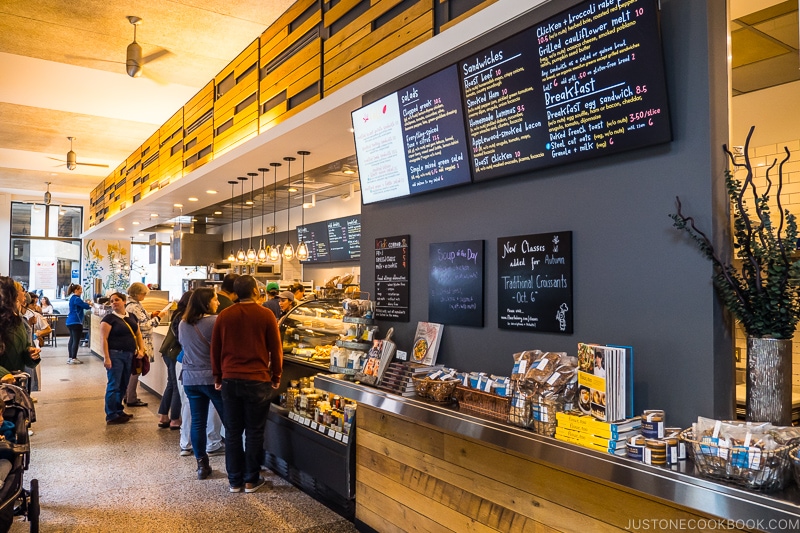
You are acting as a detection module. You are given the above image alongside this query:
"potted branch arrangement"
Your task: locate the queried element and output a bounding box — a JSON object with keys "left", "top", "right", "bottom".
{"left": 671, "top": 126, "right": 800, "bottom": 425}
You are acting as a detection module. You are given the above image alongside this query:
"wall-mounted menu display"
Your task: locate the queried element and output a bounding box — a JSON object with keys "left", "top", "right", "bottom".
{"left": 353, "top": 65, "right": 472, "bottom": 204}
{"left": 328, "top": 215, "right": 361, "bottom": 261}
{"left": 297, "top": 221, "right": 330, "bottom": 263}
{"left": 297, "top": 215, "right": 361, "bottom": 263}
{"left": 375, "top": 235, "right": 410, "bottom": 322}
{"left": 429, "top": 240, "right": 484, "bottom": 327}
{"left": 460, "top": 0, "right": 671, "bottom": 181}
{"left": 498, "top": 231, "right": 572, "bottom": 334}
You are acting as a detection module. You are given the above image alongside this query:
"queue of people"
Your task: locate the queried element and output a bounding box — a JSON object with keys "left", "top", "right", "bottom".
{"left": 3, "top": 273, "right": 287, "bottom": 493}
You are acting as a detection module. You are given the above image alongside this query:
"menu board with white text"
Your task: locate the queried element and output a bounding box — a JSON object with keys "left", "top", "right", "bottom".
{"left": 459, "top": 0, "right": 671, "bottom": 181}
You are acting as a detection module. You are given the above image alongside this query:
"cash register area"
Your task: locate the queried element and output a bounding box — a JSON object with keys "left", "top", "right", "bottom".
{"left": 9, "top": 343, "right": 357, "bottom": 533}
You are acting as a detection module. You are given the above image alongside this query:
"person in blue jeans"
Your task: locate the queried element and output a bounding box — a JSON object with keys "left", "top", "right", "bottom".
{"left": 178, "top": 287, "right": 224, "bottom": 479}
{"left": 100, "top": 292, "right": 144, "bottom": 425}
{"left": 65, "top": 283, "right": 92, "bottom": 364}
{"left": 211, "top": 275, "right": 282, "bottom": 493}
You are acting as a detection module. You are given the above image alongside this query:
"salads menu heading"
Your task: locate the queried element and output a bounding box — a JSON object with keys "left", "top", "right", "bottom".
{"left": 353, "top": 0, "right": 671, "bottom": 203}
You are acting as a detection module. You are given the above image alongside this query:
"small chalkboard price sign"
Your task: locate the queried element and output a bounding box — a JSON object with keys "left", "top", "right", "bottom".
{"left": 497, "top": 231, "right": 572, "bottom": 333}
{"left": 429, "top": 240, "right": 484, "bottom": 327}
{"left": 375, "top": 235, "right": 410, "bottom": 322}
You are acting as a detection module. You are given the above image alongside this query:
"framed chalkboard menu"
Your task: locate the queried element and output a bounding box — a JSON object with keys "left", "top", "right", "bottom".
{"left": 353, "top": 65, "right": 472, "bottom": 204}
{"left": 298, "top": 215, "right": 361, "bottom": 263}
{"left": 374, "top": 235, "right": 410, "bottom": 322}
{"left": 460, "top": 0, "right": 671, "bottom": 181}
{"left": 328, "top": 215, "right": 361, "bottom": 261}
{"left": 498, "top": 231, "right": 572, "bottom": 334}
{"left": 297, "top": 221, "right": 330, "bottom": 263}
{"left": 429, "top": 240, "right": 484, "bottom": 327}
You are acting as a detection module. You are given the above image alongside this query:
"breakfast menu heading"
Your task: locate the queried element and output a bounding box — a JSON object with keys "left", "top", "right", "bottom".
{"left": 352, "top": 0, "right": 671, "bottom": 202}
{"left": 459, "top": 0, "right": 670, "bottom": 181}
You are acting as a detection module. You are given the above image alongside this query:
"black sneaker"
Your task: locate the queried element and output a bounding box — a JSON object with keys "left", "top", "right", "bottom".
{"left": 106, "top": 416, "right": 130, "bottom": 425}
{"left": 126, "top": 399, "right": 148, "bottom": 407}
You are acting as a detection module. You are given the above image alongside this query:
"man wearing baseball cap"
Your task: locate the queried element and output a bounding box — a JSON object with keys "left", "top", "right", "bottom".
{"left": 262, "top": 284, "right": 286, "bottom": 319}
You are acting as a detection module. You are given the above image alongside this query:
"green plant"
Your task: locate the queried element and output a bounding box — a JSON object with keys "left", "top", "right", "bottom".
{"left": 671, "top": 126, "right": 800, "bottom": 338}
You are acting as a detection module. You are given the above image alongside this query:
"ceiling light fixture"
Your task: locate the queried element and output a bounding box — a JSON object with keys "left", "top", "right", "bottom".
{"left": 206, "top": 190, "right": 217, "bottom": 194}
{"left": 246, "top": 172, "right": 258, "bottom": 262}
{"left": 269, "top": 162, "right": 282, "bottom": 262}
{"left": 44, "top": 182, "right": 52, "bottom": 205}
{"left": 188, "top": 197, "right": 198, "bottom": 202}
{"left": 227, "top": 180, "right": 238, "bottom": 262}
{"left": 282, "top": 156, "right": 296, "bottom": 261}
{"left": 236, "top": 176, "right": 247, "bottom": 262}
{"left": 66, "top": 137, "right": 77, "bottom": 171}
{"left": 296, "top": 150, "right": 310, "bottom": 262}
{"left": 257, "top": 168, "right": 269, "bottom": 262}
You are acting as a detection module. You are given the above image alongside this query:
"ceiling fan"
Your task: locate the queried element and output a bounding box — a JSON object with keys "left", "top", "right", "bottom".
{"left": 125, "top": 16, "right": 172, "bottom": 78}
{"left": 48, "top": 137, "right": 110, "bottom": 171}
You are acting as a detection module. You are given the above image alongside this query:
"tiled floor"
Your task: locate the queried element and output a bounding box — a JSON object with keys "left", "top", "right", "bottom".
{"left": 9, "top": 343, "right": 358, "bottom": 532}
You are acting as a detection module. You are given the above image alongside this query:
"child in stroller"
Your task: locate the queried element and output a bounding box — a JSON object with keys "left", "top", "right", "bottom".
{"left": 0, "top": 381, "right": 39, "bottom": 532}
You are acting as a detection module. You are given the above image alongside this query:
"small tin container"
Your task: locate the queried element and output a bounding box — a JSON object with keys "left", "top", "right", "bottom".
{"left": 641, "top": 410, "right": 665, "bottom": 439}
{"left": 644, "top": 438, "right": 667, "bottom": 465}
{"left": 627, "top": 435, "right": 646, "bottom": 461}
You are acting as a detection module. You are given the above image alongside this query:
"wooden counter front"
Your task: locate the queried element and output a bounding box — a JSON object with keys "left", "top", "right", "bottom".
{"left": 313, "top": 376, "right": 800, "bottom": 533}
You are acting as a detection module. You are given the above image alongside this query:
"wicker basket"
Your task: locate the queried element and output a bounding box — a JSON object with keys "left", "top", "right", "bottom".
{"left": 679, "top": 428, "right": 792, "bottom": 491}
{"left": 455, "top": 386, "right": 510, "bottom": 422}
{"left": 413, "top": 377, "right": 459, "bottom": 403}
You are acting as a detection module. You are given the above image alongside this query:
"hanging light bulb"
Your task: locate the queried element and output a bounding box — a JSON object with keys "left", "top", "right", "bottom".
{"left": 236, "top": 176, "right": 247, "bottom": 262}
{"left": 269, "top": 162, "right": 282, "bottom": 262}
{"left": 296, "top": 150, "right": 310, "bottom": 261}
{"left": 246, "top": 172, "right": 258, "bottom": 262}
{"left": 227, "top": 180, "right": 238, "bottom": 262}
{"left": 257, "top": 167, "right": 269, "bottom": 262}
{"left": 282, "top": 156, "right": 296, "bottom": 261}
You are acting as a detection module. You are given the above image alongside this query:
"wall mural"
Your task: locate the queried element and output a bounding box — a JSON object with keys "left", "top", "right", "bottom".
{"left": 82, "top": 239, "right": 131, "bottom": 298}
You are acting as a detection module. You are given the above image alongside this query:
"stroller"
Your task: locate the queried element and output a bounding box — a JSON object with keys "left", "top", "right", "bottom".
{"left": 0, "top": 379, "right": 39, "bottom": 533}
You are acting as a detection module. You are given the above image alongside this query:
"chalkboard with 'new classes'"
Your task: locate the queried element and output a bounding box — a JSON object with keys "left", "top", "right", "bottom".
{"left": 375, "top": 235, "right": 410, "bottom": 322}
{"left": 497, "top": 231, "right": 572, "bottom": 334}
{"left": 459, "top": 0, "right": 671, "bottom": 182}
{"left": 429, "top": 240, "right": 484, "bottom": 327}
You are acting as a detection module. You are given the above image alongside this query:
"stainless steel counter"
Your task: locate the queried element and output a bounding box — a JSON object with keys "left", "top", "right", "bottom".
{"left": 314, "top": 375, "right": 800, "bottom": 532}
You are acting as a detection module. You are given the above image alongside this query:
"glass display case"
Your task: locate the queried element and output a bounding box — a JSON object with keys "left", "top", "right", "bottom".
{"left": 279, "top": 298, "right": 347, "bottom": 367}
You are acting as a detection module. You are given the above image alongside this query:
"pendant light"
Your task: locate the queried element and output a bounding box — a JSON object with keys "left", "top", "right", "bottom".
{"left": 296, "top": 150, "right": 310, "bottom": 261}
{"left": 282, "top": 156, "right": 296, "bottom": 261}
{"left": 227, "top": 180, "right": 238, "bottom": 262}
{"left": 268, "top": 162, "right": 282, "bottom": 262}
{"left": 246, "top": 172, "right": 258, "bottom": 262}
{"left": 236, "top": 176, "right": 247, "bottom": 262}
{"left": 257, "top": 167, "right": 269, "bottom": 262}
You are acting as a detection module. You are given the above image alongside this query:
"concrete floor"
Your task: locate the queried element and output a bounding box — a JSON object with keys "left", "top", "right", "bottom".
{"left": 9, "top": 342, "right": 358, "bottom": 532}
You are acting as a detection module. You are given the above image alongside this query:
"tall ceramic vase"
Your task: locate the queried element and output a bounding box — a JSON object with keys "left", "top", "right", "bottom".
{"left": 746, "top": 337, "right": 792, "bottom": 426}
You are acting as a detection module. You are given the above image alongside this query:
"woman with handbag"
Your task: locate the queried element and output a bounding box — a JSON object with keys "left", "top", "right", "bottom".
{"left": 124, "top": 282, "right": 162, "bottom": 408}
{"left": 178, "top": 287, "right": 224, "bottom": 479}
{"left": 157, "top": 292, "right": 190, "bottom": 430}
{"left": 100, "top": 292, "right": 145, "bottom": 425}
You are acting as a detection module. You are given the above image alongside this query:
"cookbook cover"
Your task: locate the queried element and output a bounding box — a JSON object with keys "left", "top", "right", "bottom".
{"left": 412, "top": 322, "right": 444, "bottom": 366}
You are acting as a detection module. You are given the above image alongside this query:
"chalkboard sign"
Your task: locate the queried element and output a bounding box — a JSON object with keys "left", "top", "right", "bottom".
{"left": 375, "top": 235, "right": 410, "bottom": 322}
{"left": 497, "top": 231, "right": 572, "bottom": 333}
{"left": 353, "top": 65, "right": 472, "bottom": 204}
{"left": 429, "top": 240, "right": 484, "bottom": 327}
{"left": 297, "top": 221, "right": 330, "bottom": 263}
{"left": 460, "top": 0, "right": 671, "bottom": 181}
{"left": 328, "top": 215, "right": 361, "bottom": 261}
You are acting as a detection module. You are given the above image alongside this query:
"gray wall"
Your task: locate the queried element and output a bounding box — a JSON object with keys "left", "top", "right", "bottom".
{"left": 361, "top": 0, "right": 732, "bottom": 427}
